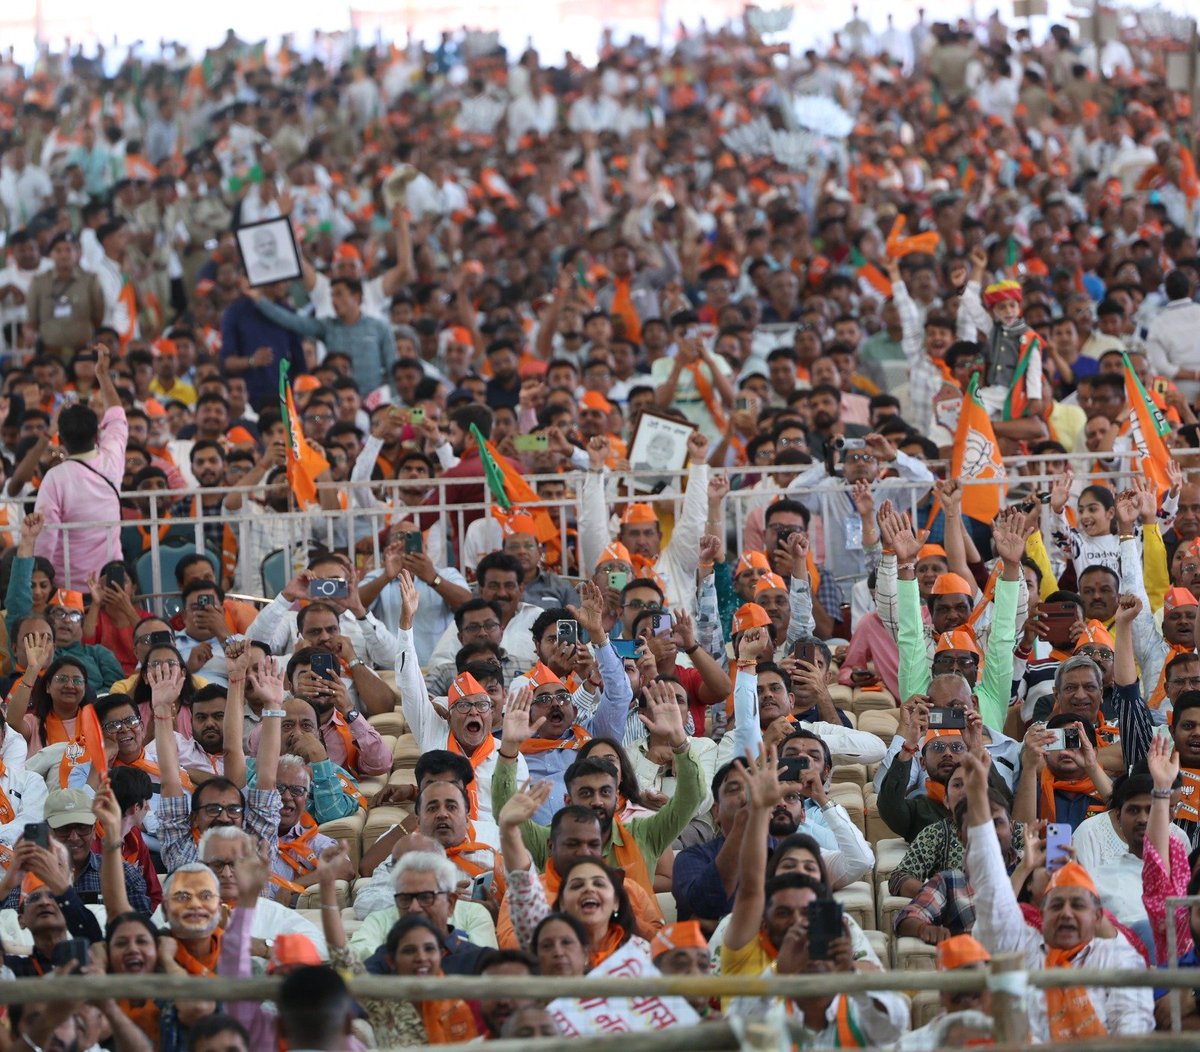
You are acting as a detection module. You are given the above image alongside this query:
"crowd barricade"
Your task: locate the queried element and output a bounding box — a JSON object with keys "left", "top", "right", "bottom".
{"left": 43, "top": 448, "right": 1142, "bottom": 609}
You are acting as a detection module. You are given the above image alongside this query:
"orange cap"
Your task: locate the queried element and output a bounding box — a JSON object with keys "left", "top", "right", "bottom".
{"left": 19, "top": 871, "right": 45, "bottom": 904}
{"left": 1081, "top": 99, "right": 1101, "bottom": 120}
{"left": 293, "top": 375, "right": 321, "bottom": 394}
{"left": 1047, "top": 860, "right": 1098, "bottom": 897}
{"left": 917, "top": 543, "right": 948, "bottom": 561}
{"left": 1165, "top": 587, "right": 1199, "bottom": 611}
{"left": 333, "top": 243, "right": 362, "bottom": 262}
{"left": 527, "top": 662, "right": 567, "bottom": 691}
{"left": 1074, "top": 620, "right": 1114, "bottom": 651}
{"left": 935, "top": 629, "right": 981, "bottom": 657}
{"left": 930, "top": 573, "right": 973, "bottom": 597}
{"left": 152, "top": 338, "right": 178, "bottom": 357}
{"left": 754, "top": 573, "right": 787, "bottom": 596}
{"left": 650, "top": 920, "right": 709, "bottom": 958}
{"left": 581, "top": 390, "right": 613, "bottom": 414}
{"left": 267, "top": 933, "right": 323, "bottom": 973}
{"left": 732, "top": 602, "right": 772, "bottom": 634}
{"left": 597, "top": 541, "right": 632, "bottom": 566}
{"left": 51, "top": 589, "right": 85, "bottom": 612}
{"left": 923, "top": 728, "right": 963, "bottom": 747}
{"left": 735, "top": 551, "right": 771, "bottom": 576}
{"left": 226, "top": 426, "right": 257, "bottom": 446}
{"left": 621, "top": 503, "right": 657, "bottom": 525}
{"left": 446, "top": 325, "right": 473, "bottom": 346}
{"left": 501, "top": 512, "right": 539, "bottom": 538}
{"left": 449, "top": 671, "right": 487, "bottom": 701}
{"left": 144, "top": 400, "right": 167, "bottom": 418}
{"left": 937, "top": 934, "right": 990, "bottom": 971}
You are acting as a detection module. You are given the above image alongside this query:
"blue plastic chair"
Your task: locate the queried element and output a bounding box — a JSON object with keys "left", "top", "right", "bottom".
{"left": 261, "top": 548, "right": 290, "bottom": 598}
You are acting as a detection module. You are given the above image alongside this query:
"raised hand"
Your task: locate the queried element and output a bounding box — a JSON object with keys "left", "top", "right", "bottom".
{"left": 878, "top": 503, "right": 921, "bottom": 564}
{"left": 897, "top": 694, "right": 930, "bottom": 749}
{"left": 233, "top": 839, "right": 271, "bottom": 904}
{"left": 669, "top": 606, "right": 697, "bottom": 652}
{"left": 314, "top": 843, "right": 350, "bottom": 887}
{"left": 501, "top": 686, "right": 545, "bottom": 750}
{"left": 739, "top": 624, "right": 773, "bottom": 663}
{"left": 1147, "top": 733, "right": 1180, "bottom": 792}
{"left": 686, "top": 429, "right": 710, "bottom": 464}
{"left": 18, "top": 512, "right": 44, "bottom": 555}
{"left": 863, "top": 432, "right": 896, "bottom": 464}
{"left": 992, "top": 506, "right": 1029, "bottom": 565}
{"left": 698, "top": 533, "right": 723, "bottom": 566}
{"left": 637, "top": 679, "right": 686, "bottom": 747}
{"left": 397, "top": 568, "right": 419, "bottom": 631}
{"left": 570, "top": 579, "right": 606, "bottom": 640}
{"left": 586, "top": 434, "right": 611, "bottom": 470}
{"left": 499, "top": 779, "right": 553, "bottom": 829}
{"left": 850, "top": 479, "right": 875, "bottom": 521}
{"left": 708, "top": 473, "right": 730, "bottom": 505}
{"left": 92, "top": 781, "right": 123, "bottom": 839}
{"left": 1114, "top": 592, "right": 1141, "bottom": 626}
{"left": 1048, "top": 471, "right": 1074, "bottom": 515}
{"left": 23, "top": 631, "right": 54, "bottom": 674}
{"left": 148, "top": 662, "right": 185, "bottom": 718}
{"left": 743, "top": 743, "right": 786, "bottom": 810}
{"left": 934, "top": 478, "right": 963, "bottom": 517}
{"left": 1115, "top": 489, "right": 1140, "bottom": 534}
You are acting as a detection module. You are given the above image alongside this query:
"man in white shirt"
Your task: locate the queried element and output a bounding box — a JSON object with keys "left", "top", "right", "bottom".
{"left": 567, "top": 80, "right": 620, "bottom": 134}
{"left": 1145, "top": 270, "right": 1200, "bottom": 395}
{"left": 0, "top": 143, "right": 52, "bottom": 232}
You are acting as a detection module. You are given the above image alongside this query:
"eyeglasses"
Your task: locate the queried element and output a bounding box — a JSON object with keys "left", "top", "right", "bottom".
{"left": 54, "top": 824, "right": 94, "bottom": 841}
{"left": 844, "top": 453, "right": 878, "bottom": 464}
{"left": 277, "top": 783, "right": 310, "bottom": 798}
{"left": 450, "top": 698, "right": 493, "bottom": 714}
{"left": 623, "top": 599, "right": 661, "bottom": 611}
{"left": 462, "top": 620, "right": 501, "bottom": 634}
{"left": 52, "top": 674, "right": 85, "bottom": 687}
{"left": 303, "top": 414, "right": 333, "bottom": 425}
{"left": 395, "top": 890, "right": 449, "bottom": 908}
{"left": 533, "top": 691, "right": 572, "bottom": 708}
{"left": 753, "top": 449, "right": 776, "bottom": 463}
{"left": 170, "top": 890, "right": 218, "bottom": 905}
{"left": 934, "top": 655, "right": 978, "bottom": 669}
{"left": 102, "top": 715, "right": 142, "bottom": 733}
{"left": 205, "top": 858, "right": 238, "bottom": 873}
{"left": 147, "top": 658, "right": 181, "bottom": 671}
{"left": 197, "top": 803, "right": 245, "bottom": 818}
{"left": 50, "top": 610, "right": 83, "bottom": 622}
{"left": 781, "top": 791, "right": 806, "bottom": 805}
{"left": 926, "top": 741, "right": 967, "bottom": 755}
{"left": 1077, "top": 646, "right": 1113, "bottom": 663}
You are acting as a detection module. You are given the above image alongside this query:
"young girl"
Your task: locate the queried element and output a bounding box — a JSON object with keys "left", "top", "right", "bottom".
{"left": 1050, "top": 481, "right": 1120, "bottom": 579}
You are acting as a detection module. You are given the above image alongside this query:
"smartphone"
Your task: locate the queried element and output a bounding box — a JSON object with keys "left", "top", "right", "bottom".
{"left": 735, "top": 396, "right": 753, "bottom": 412}
{"left": 513, "top": 434, "right": 549, "bottom": 452}
{"left": 105, "top": 564, "right": 127, "bottom": 590}
{"left": 1044, "top": 728, "right": 1067, "bottom": 752}
{"left": 556, "top": 620, "right": 578, "bottom": 646}
{"left": 146, "top": 630, "right": 173, "bottom": 648}
{"left": 409, "top": 407, "right": 425, "bottom": 425}
{"left": 652, "top": 612, "right": 672, "bottom": 637}
{"left": 1045, "top": 822, "right": 1072, "bottom": 871}
{"left": 928, "top": 707, "right": 967, "bottom": 730}
{"left": 309, "top": 578, "right": 349, "bottom": 600}
{"left": 1040, "top": 602, "right": 1079, "bottom": 648}
{"left": 793, "top": 641, "right": 817, "bottom": 666}
{"left": 404, "top": 531, "right": 423, "bottom": 555}
{"left": 24, "top": 821, "right": 50, "bottom": 850}
{"left": 778, "top": 756, "right": 810, "bottom": 782}
{"left": 1153, "top": 378, "right": 1170, "bottom": 396}
{"left": 806, "top": 899, "right": 844, "bottom": 960}
{"left": 194, "top": 594, "right": 215, "bottom": 608}
{"left": 607, "top": 571, "right": 628, "bottom": 592}
{"left": 51, "top": 938, "right": 90, "bottom": 970}
{"left": 611, "top": 639, "right": 639, "bottom": 660}
{"left": 471, "top": 871, "right": 495, "bottom": 901}
{"left": 310, "top": 651, "right": 338, "bottom": 681}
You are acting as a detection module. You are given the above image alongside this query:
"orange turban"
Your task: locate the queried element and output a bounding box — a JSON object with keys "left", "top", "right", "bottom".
{"left": 935, "top": 629, "right": 982, "bottom": 657}
{"left": 1047, "top": 860, "right": 1098, "bottom": 897}
{"left": 526, "top": 662, "right": 566, "bottom": 691}
{"left": 754, "top": 573, "right": 787, "bottom": 596}
{"left": 51, "top": 589, "right": 85, "bottom": 612}
{"left": 597, "top": 541, "right": 632, "bottom": 566}
{"left": 1165, "top": 587, "right": 1199, "bottom": 611}
{"left": 1074, "top": 620, "right": 1115, "bottom": 651}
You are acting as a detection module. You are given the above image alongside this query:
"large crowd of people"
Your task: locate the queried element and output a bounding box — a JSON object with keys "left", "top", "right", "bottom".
{"left": 0, "top": 5, "right": 1199, "bottom": 1050}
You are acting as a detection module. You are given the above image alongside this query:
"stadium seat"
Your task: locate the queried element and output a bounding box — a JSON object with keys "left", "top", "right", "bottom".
{"left": 857, "top": 709, "right": 900, "bottom": 743}
{"left": 833, "top": 881, "right": 874, "bottom": 931}
{"left": 392, "top": 733, "right": 420, "bottom": 768}
{"left": 298, "top": 880, "right": 349, "bottom": 910}
{"left": 363, "top": 805, "right": 411, "bottom": 854}
{"left": 829, "top": 684, "right": 853, "bottom": 707}
{"left": 320, "top": 811, "right": 367, "bottom": 870}
{"left": 135, "top": 545, "right": 217, "bottom": 608}
{"left": 894, "top": 935, "right": 938, "bottom": 972}
{"left": 850, "top": 689, "right": 896, "bottom": 715}
{"left": 911, "top": 990, "right": 942, "bottom": 1028}
{"left": 368, "top": 710, "right": 408, "bottom": 737}
{"left": 862, "top": 927, "right": 890, "bottom": 965}
{"left": 261, "top": 548, "right": 290, "bottom": 597}
{"left": 830, "top": 762, "right": 867, "bottom": 787}
{"left": 656, "top": 892, "right": 678, "bottom": 924}
{"left": 829, "top": 781, "right": 865, "bottom": 834}
{"left": 863, "top": 790, "right": 894, "bottom": 845}
{"left": 874, "top": 838, "right": 909, "bottom": 883}
{"left": 877, "top": 883, "right": 911, "bottom": 937}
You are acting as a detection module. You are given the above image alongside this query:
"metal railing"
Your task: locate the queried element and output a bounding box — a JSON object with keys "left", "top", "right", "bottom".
{"left": 36, "top": 447, "right": 1148, "bottom": 606}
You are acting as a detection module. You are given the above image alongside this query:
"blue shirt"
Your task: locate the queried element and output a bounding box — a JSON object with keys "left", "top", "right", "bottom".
{"left": 1155, "top": 946, "right": 1199, "bottom": 1000}
{"left": 220, "top": 296, "right": 307, "bottom": 406}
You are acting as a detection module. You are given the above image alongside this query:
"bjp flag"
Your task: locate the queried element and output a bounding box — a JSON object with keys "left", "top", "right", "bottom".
{"left": 1123, "top": 352, "right": 1173, "bottom": 496}
{"left": 471, "top": 424, "right": 558, "bottom": 547}
{"left": 279, "top": 362, "right": 329, "bottom": 508}
{"left": 952, "top": 374, "right": 1007, "bottom": 522}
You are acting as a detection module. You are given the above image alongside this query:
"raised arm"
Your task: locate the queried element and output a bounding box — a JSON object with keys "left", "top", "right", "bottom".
{"left": 251, "top": 661, "right": 284, "bottom": 792}
{"left": 316, "top": 843, "right": 351, "bottom": 950}
{"left": 498, "top": 779, "right": 551, "bottom": 876}
{"left": 93, "top": 343, "right": 122, "bottom": 416}
{"left": 150, "top": 664, "right": 187, "bottom": 798}
{"left": 724, "top": 745, "right": 785, "bottom": 952}
{"left": 221, "top": 642, "right": 254, "bottom": 787}
{"left": 93, "top": 781, "right": 133, "bottom": 918}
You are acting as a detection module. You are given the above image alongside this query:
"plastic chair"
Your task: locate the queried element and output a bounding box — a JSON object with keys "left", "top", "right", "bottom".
{"left": 261, "top": 548, "right": 290, "bottom": 598}
{"left": 135, "top": 545, "right": 218, "bottom": 614}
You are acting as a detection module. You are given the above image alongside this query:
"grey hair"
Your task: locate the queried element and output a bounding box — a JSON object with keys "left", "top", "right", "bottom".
{"left": 197, "top": 825, "right": 251, "bottom": 859}
{"left": 161, "top": 861, "right": 218, "bottom": 900}
{"left": 1053, "top": 654, "right": 1102, "bottom": 694}
{"left": 392, "top": 849, "right": 458, "bottom": 894}
{"left": 277, "top": 753, "right": 311, "bottom": 777}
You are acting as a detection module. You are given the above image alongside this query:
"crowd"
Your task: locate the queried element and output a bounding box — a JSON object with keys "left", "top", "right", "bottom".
{"left": 0, "top": 4, "right": 1199, "bottom": 1050}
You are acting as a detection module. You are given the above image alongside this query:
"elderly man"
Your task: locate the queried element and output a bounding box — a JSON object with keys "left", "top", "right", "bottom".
{"left": 963, "top": 746, "right": 1153, "bottom": 1038}
{"left": 347, "top": 845, "right": 495, "bottom": 972}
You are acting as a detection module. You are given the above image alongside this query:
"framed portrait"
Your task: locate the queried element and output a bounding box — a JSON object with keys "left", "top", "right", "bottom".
{"left": 627, "top": 410, "right": 696, "bottom": 493}
{"left": 235, "top": 217, "right": 302, "bottom": 288}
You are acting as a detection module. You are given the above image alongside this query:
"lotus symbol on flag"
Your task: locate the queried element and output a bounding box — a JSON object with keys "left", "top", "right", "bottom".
{"left": 962, "top": 426, "right": 1004, "bottom": 484}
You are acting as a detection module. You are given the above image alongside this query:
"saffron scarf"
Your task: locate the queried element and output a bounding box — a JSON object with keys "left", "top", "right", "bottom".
{"left": 1175, "top": 768, "right": 1200, "bottom": 824}
{"left": 588, "top": 923, "right": 628, "bottom": 969}
{"left": 1044, "top": 943, "right": 1107, "bottom": 1040}
{"left": 0, "top": 761, "right": 13, "bottom": 824}
{"left": 174, "top": 931, "right": 222, "bottom": 977}
{"left": 419, "top": 990, "right": 479, "bottom": 1044}
{"left": 519, "top": 725, "right": 590, "bottom": 755}
{"left": 608, "top": 817, "right": 654, "bottom": 895}
{"left": 447, "top": 732, "right": 495, "bottom": 820}
{"left": 324, "top": 711, "right": 360, "bottom": 773}
{"left": 1039, "top": 769, "right": 1105, "bottom": 823}
{"left": 445, "top": 823, "right": 495, "bottom": 879}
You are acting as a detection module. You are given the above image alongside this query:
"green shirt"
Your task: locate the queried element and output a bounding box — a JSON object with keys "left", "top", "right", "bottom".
{"left": 491, "top": 744, "right": 705, "bottom": 877}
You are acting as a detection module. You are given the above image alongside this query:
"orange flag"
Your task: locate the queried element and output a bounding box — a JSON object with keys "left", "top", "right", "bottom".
{"left": 951, "top": 374, "right": 1007, "bottom": 522}
{"left": 471, "top": 424, "right": 558, "bottom": 547}
{"left": 1123, "top": 352, "right": 1173, "bottom": 496}
{"left": 280, "top": 362, "right": 329, "bottom": 508}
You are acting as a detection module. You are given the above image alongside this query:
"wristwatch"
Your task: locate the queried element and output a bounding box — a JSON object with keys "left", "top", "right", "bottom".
{"left": 346, "top": 710, "right": 361, "bottom": 723}
{"left": 347, "top": 658, "right": 365, "bottom": 672}
{"left": 431, "top": 575, "right": 442, "bottom": 588}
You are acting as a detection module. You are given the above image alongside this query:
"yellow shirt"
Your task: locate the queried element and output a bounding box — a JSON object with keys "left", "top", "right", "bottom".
{"left": 109, "top": 672, "right": 208, "bottom": 695}
{"left": 150, "top": 377, "right": 198, "bottom": 408}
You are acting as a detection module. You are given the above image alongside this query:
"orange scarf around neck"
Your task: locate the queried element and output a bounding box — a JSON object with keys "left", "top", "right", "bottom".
{"left": 419, "top": 991, "right": 479, "bottom": 1044}
{"left": 1175, "top": 768, "right": 1200, "bottom": 824}
{"left": 324, "top": 711, "right": 360, "bottom": 772}
{"left": 1039, "top": 769, "right": 1104, "bottom": 823}
{"left": 520, "top": 725, "right": 590, "bottom": 755}
{"left": 1044, "top": 943, "right": 1107, "bottom": 1040}
{"left": 0, "top": 760, "right": 12, "bottom": 824}
{"left": 608, "top": 817, "right": 653, "bottom": 896}
{"left": 925, "top": 778, "right": 948, "bottom": 808}
{"left": 447, "top": 732, "right": 495, "bottom": 820}
{"left": 588, "top": 923, "right": 628, "bottom": 969}
{"left": 174, "top": 931, "right": 222, "bottom": 977}
{"left": 445, "top": 823, "right": 495, "bottom": 879}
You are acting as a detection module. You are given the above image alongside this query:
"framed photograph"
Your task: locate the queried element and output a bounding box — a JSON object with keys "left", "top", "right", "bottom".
{"left": 235, "top": 216, "right": 302, "bottom": 288}
{"left": 627, "top": 410, "right": 695, "bottom": 493}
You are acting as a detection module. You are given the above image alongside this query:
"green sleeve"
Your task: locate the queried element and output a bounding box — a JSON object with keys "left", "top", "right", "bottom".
{"left": 977, "top": 577, "right": 1019, "bottom": 731}
{"left": 491, "top": 758, "right": 550, "bottom": 868}
{"left": 714, "top": 561, "right": 737, "bottom": 640}
{"left": 629, "top": 744, "right": 704, "bottom": 868}
{"left": 92, "top": 646, "right": 125, "bottom": 692}
{"left": 5, "top": 555, "right": 33, "bottom": 640}
{"left": 896, "top": 577, "right": 931, "bottom": 700}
